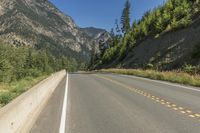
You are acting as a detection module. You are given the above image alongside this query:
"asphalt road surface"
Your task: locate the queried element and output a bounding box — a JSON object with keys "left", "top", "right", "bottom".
{"left": 30, "top": 72, "right": 200, "bottom": 133}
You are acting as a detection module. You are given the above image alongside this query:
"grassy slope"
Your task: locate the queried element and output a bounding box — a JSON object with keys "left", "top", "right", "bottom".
{"left": 0, "top": 75, "right": 48, "bottom": 107}
{"left": 99, "top": 69, "right": 200, "bottom": 87}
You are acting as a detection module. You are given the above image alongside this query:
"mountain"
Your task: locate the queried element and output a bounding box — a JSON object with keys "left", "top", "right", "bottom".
{"left": 0, "top": 0, "right": 107, "bottom": 62}
{"left": 81, "top": 27, "right": 107, "bottom": 39}
{"left": 80, "top": 27, "right": 111, "bottom": 55}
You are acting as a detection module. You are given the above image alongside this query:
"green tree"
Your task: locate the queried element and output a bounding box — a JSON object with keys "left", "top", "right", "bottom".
{"left": 90, "top": 41, "right": 96, "bottom": 67}
{"left": 115, "top": 19, "right": 121, "bottom": 35}
{"left": 121, "top": 0, "right": 131, "bottom": 34}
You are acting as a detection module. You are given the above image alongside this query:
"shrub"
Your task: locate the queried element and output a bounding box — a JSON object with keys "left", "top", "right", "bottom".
{"left": 0, "top": 92, "right": 13, "bottom": 105}
{"left": 145, "top": 63, "right": 154, "bottom": 69}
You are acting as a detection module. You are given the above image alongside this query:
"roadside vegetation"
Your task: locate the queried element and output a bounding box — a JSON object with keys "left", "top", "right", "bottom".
{"left": 99, "top": 68, "right": 200, "bottom": 87}
{"left": 0, "top": 75, "right": 47, "bottom": 106}
{"left": 0, "top": 43, "right": 86, "bottom": 106}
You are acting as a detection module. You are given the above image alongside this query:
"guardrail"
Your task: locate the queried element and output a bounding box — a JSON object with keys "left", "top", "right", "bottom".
{"left": 0, "top": 70, "right": 66, "bottom": 133}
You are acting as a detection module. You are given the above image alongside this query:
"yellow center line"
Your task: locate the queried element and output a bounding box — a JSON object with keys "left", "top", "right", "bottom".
{"left": 94, "top": 74, "right": 200, "bottom": 122}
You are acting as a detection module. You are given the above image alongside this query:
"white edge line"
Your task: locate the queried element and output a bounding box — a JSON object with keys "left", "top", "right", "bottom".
{"left": 119, "top": 74, "right": 200, "bottom": 92}
{"left": 59, "top": 73, "right": 69, "bottom": 133}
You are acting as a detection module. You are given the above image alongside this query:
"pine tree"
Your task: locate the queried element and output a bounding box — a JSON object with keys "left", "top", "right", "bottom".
{"left": 110, "top": 28, "right": 115, "bottom": 38}
{"left": 121, "top": 0, "right": 131, "bottom": 34}
{"left": 90, "top": 41, "right": 96, "bottom": 67}
{"left": 115, "top": 19, "right": 121, "bottom": 34}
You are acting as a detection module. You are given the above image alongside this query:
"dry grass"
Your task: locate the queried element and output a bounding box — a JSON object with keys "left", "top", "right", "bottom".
{"left": 99, "top": 69, "right": 200, "bottom": 87}
{"left": 0, "top": 83, "right": 9, "bottom": 92}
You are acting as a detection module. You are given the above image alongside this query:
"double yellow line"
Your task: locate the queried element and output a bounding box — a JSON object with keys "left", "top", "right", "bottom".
{"left": 95, "top": 74, "right": 200, "bottom": 122}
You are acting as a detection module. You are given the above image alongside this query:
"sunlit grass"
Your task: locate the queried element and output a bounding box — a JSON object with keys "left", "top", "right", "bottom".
{"left": 99, "top": 69, "right": 200, "bottom": 87}
{"left": 0, "top": 75, "right": 48, "bottom": 107}
{"left": 0, "top": 83, "right": 9, "bottom": 92}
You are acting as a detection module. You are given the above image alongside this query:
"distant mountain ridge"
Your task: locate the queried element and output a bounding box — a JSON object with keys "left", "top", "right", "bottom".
{"left": 0, "top": 0, "right": 109, "bottom": 62}
{"left": 81, "top": 27, "right": 107, "bottom": 39}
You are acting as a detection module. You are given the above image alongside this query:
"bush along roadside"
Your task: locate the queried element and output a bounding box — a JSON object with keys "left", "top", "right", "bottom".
{"left": 98, "top": 69, "right": 200, "bottom": 87}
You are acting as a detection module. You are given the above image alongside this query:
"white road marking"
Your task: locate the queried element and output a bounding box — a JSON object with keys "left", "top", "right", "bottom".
{"left": 120, "top": 74, "right": 200, "bottom": 92}
{"left": 59, "top": 73, "right": 69, "bottom": 133}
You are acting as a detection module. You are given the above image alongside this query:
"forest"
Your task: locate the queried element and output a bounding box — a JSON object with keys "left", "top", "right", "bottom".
{"left": 0, "top": 43, "right": 85, "bottom": 83}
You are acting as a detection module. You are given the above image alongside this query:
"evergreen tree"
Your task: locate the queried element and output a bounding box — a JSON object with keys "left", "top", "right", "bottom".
{"left": 110, "top": 28, "right": 115, "bottom": 38}
{"left": 121, "top": 0, "right": 131, "bottom": 34}
{"left": 115, "top": 19, "right": 121, "bottom": 34}
{"left": 90, "top": 41, "right": 96, "bottom": 67}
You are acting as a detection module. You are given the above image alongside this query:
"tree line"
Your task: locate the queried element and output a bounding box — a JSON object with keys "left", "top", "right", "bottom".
{"left": 0, "top": 43, "right": 86, "bottom": 83}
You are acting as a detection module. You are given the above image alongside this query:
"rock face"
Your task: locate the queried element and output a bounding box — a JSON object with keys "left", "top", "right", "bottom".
{"left": 0, "top": 0, "right": 108, "bottom": 62}
{"left": 81, "top": 27, "right": 110, "bottom": 40}
{"left": 81, "top": 27, "right": 111, "bottom": 54}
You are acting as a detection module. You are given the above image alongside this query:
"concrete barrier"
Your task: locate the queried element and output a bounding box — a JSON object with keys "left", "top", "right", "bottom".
{"left": 0, "top": 70, "right": 66, "bottom": 133}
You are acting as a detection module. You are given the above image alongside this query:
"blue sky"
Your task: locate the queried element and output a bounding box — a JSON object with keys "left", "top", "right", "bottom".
{"left": 49, "top": 0, "right": 166, "bottom": 31}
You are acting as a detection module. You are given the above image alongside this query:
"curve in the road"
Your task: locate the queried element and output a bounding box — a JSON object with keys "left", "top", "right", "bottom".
{"left": 95, "top": 74, "right": 200, "bottom": 122}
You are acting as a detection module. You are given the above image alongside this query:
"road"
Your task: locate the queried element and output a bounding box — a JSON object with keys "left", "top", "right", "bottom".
{"left": 30, "top": 72, "right": 200, "bottom": 133}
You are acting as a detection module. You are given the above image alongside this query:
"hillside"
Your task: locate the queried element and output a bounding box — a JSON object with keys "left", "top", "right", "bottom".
{"left": 122, "top": 13, "right": 200, "bottom": 69}
{"left": 0, "top": 0, "right": 108, "bottom": 62}
{"left": 94, "top": 0, "right": 200, "bottom": 71}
